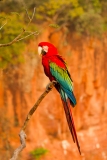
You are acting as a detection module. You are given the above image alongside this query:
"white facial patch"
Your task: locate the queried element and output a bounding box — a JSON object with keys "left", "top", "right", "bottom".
{"left": 38, "top": 46, "right": 42, "bottom": 55}
{"left": 43, "top": 46, "right": 48, "bottom": 53}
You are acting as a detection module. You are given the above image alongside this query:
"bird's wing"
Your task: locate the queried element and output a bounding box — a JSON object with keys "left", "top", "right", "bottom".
{"left": 56, "top": 55, "right": 73, "bottom": 81}
{"left": 49, "top": 61, "right": 76, "bottom": 105}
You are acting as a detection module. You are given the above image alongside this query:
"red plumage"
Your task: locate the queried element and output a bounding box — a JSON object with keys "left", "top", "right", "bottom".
{"left": 39, "top": 42, "right": 66, "bottom": 80}
{"left": 62, "top": 98, "right": 81, "bottom": 154}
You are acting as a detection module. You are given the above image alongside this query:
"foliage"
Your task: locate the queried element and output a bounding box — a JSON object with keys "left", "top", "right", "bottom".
{"left": 1, "top": 0, "right": 107, "bottom": 36}
{"left": 0, "top": 0, "right": 107, "bottom": 68}
{"left": 75, "top": 9, "right": 104, "bottom": 35}
{"left": 30, "top": 147, "right": 48, "bottom": 160}
{"left": 0, "top": 0, "right": 23, "bottom": 12}
{"left": 35, "top": 0, "right": 84, "bottom": 23}
{"left": 16, "top": 0, "right": 106, "bottom": 36}
{"left": 34, "top": 0, "right": 107, "bottom": 35}
{"left": 0, "top": 13, "right": 23, "bottom": 68}
{"left": 49, "top": 23, "right": 59, "bottom": 28}
{"left": 0, "top": 12, "right": 37, "bottom": 68}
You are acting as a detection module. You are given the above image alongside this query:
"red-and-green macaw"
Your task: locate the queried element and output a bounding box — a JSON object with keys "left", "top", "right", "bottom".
{"left": 38, "top": 42, "right": 81, "bottom": 154}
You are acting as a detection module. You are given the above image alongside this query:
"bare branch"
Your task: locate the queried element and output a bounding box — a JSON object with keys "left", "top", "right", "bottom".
{"left": 25, "top": 7, "right": 31, "bottom": 21}
{"left": 16, "top": 31, "right": 39, "bottom": 42}
{"left": 31, "top": 7, "right": 36, "bottom": 22}
{"left": 25, "top": 7, "right": 36, "bottom": 26}
{"left": 0, "top": 30, "right": 39, "bottom": 47}
{"left": 0, "top": 29, "right": 25, "bottom": 47}
{"left": 9, "top": 130, "right": 26, "bottom": 160}
{"left": 22, "top": 81, "right": 57, "bottom": 130}
{"left": 0, "top": 7, "right": 37, "bottom": 47}
{"left": 10, "top": 81, "right": 57, "bottom": 160}
{"left": 0, "top": 20, "right": 7, "bottom": 30}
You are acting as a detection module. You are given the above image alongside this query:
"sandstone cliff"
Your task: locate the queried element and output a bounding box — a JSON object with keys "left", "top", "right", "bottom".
{"left": 0, "top": 26, "right": 107, "bottom": 160}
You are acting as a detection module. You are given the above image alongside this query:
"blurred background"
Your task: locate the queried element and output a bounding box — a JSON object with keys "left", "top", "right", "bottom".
{"left": 0, "top": 0, "right": 107, "bottom": 160}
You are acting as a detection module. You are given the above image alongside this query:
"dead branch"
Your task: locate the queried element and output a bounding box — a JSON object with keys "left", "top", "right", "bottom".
{"left": 25, "top": 7, "right": 36, "bottom": 25}
{"left": 0, "top": 20, "right": 7, "bottom": 30}
{"left": 17, "top": 31, "right": 39, "bottom": 42}
{"left": 0, "top": 30, "right": 39, "bottom": 47}
{"left": 22, "top": 81, "right": 56, "bottom": 130}
{"left": 0, "top": 7, "right": 38, "bottom": 47}
{"left": 10, "top": 130, "right": 26, "bottom": 160}
{"left": 10, "top": 81, "right": 57, "bottom": 160}
{"left": 0, "top": 29, "right": 25, "bottom": 47}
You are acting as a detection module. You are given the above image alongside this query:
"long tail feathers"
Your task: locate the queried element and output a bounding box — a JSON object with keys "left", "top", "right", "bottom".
{"left": 61, "top": 98, "right": 81, "bottom": 154}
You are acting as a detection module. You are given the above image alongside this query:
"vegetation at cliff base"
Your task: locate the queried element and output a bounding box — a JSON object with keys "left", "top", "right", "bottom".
{"left": 30, "top": 147, "right": 48, "bottom": 160}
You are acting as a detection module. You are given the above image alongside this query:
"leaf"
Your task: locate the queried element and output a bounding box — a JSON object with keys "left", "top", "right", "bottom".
{"left": 49, "top": 24, "right": 60, "bottom": 28}
{"left": 11, "top": 12, "right": 20, "bottom": 16}
{"left": 30, "top": 147, "right": 48, "bottom": 160}
{"left": 0, "top": 16, "right": 6, "bottom": 20}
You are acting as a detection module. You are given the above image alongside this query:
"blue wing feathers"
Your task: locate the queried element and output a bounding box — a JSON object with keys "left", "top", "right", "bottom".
{"left": 59, "top": 88, "right": 76, "bottom": 105}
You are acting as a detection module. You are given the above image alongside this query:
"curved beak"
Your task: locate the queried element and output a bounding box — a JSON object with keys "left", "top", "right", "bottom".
{"left": 38, "top": 46, "right": 42, "bottom": 55}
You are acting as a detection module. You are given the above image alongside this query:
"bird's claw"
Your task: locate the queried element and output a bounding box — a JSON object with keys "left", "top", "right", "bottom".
{"left": 46, "top": 81, "right": 57, "bottom": 91}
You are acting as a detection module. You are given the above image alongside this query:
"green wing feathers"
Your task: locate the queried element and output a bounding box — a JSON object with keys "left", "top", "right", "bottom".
{"left": 50, "top": 62, "right": 76, "bottom": 105}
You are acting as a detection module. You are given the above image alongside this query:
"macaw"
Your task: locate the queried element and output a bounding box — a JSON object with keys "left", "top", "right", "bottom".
{"left": 38, "top": 42, "right": 81, "bottom": 154}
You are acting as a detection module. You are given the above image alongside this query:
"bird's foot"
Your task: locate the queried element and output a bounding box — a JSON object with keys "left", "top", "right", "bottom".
{"left": 46, "top": 81, "right": 57, "bottom": 91}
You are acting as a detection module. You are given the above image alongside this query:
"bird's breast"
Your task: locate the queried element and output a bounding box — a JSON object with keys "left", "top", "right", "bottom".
{"left": 42, "top": 57, "right": 53, "bottom": 80}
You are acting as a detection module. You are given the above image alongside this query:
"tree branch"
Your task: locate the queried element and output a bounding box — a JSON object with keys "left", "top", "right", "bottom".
{"left": 0, "top": 20, "right": 7, "bottom": 30}
{"left": 25, "top": 7, "right": 36, "bottom": 26}
{"left": 17, "top": 31, "right": 39, "bottom": 42}
{"left": 22, "top": 81, "right": 56, "bottom": 130}
{"left": 10, "top": 130, "right": 26, "bottom": 160}
{"left": 0, "top": 7, "right": 38, "bottom": 47}
{"left": 0, "top": 29, "right": 25, "bottom": 47}
{"left": 10, "top": 81, "right": 57, "bottom": 160}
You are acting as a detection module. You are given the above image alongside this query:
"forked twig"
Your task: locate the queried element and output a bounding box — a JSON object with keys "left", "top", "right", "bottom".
{"left": 10, "top": 81, "right": 57, "bottom": 160}
{"left": 0, "top": 29, "right": 25, "bottom": 47}
{"left": 25, "top": 7, "right": 36, "bottom": 25}
{"left": 0, "top": 20, "right": 7, "bottom": 30}
{"left": 0, "top": 7, "right": 38, "bottom": 47}
{"left": 16, "top": 31, "right": 39, "bottom": 42}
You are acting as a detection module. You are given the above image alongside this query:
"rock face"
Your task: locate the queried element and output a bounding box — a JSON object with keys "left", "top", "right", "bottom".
{"left": 0, "top": 27, "right": 107, "bottom": 160}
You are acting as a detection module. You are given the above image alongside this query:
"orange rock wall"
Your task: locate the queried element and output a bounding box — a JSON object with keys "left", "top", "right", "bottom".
{"left": 0, "top": 27, "right": 107, "bottom": 160}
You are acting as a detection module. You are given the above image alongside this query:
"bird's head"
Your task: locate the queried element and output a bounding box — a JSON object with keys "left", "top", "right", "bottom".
{"left": 38, "top": 42, "right": 58, "bottom": 56}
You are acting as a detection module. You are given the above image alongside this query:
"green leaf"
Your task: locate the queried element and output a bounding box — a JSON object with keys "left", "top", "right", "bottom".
{"left": 11, "top": 12, "right": 20, "bottom": 16}
{"left": 30, "top": 147, "right": 48, "bottom": 160}
{"left": 49, "top": 24, "right": 60, "bottom": 28}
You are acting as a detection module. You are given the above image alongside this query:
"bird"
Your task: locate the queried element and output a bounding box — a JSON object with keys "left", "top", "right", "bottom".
{"left": 38, "top": 42, "right": 81, "bottom": 154}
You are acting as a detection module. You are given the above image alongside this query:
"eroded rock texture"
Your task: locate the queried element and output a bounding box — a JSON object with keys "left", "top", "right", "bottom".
{"left": 0, "top": 27, "right": 107, "bottom": 160}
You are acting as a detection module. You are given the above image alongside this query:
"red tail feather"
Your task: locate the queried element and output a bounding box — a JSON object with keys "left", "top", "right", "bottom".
{"left": 61, "top": 98, "right": 81, "bottom": 154}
